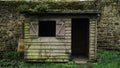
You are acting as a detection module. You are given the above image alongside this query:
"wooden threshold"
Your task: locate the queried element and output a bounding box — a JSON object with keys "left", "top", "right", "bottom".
{"left": 72, "top": 56, "right": 88, "bottom": 64}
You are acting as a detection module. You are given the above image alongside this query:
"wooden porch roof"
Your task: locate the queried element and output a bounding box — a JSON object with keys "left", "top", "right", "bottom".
{"left": 20, "top": 10, "right": 101, "bottom": 17}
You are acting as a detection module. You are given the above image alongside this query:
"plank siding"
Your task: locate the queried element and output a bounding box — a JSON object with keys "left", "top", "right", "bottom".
{"left": 26, "top": 59, "right": 69, "bottom": 62}
{"left": 89, "top": 19, "right": 96, "bottom": 60}
{"left": 65, "top": 19, "right": 71, "bottom": 54}
{"left": 24, "top": 17, "right": 97, "bottom": 62}
{"left": 94, "top": 19, "right": 97, "bottom": 59}
{"left": 24, "top": 18, "right": 71, "bottom": 62}
{"left": 25, "top": 45, "right": 70, "bottom": 49}
{"left": 25, "top": 50, "right": 70, "bottom": 53}
{"left": 25, "top": 56, "right": 69, "bottom": 59}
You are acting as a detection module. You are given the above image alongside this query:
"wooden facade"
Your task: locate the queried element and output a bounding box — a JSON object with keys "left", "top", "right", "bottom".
{"left": 23, "top": 10, "right": 99, "bottom": 63}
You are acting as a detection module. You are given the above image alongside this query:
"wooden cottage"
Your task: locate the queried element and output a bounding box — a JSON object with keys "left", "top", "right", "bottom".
{"left": 22, "top": 10, "right": 100, "bottom": 63}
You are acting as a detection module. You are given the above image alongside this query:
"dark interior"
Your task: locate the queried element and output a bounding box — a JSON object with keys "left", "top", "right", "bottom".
{"left": 72, "top": 18, "right": 89, "bottom": 58}
{"left": 39, "top": 21, "right": 56, "bottom": 37}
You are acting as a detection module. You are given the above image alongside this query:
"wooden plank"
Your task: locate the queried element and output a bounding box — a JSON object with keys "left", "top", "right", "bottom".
{"left": 65, "top": 23, "right": 71, "bottom": 27}
{"left": 26, "top": 59, "right": 69, "bottom": 62}
{"left": 64, "top": 40, "right": 71, "bottom": 43}
{"left": 89, "top": 39, "right": 95, "bottom": 42}
{"left": 24, "top": 43, "right": 65, "bottom": 45}
{"left": 89, "top": 45, "right": 95, "bottom": 48}
{"left": 56, "top": 20, "right": 65, "bottom": 38}
{"left": 25, "top": 56, "right": 69, "bottom": 59}
{"left": 90, "top": 31, "right": 95, "bottom": 33}
{"left": 25, "top": 45, "right": 70, "bottom": 49}
{"left": 65, "top": 21, "right": 71, "bottom": 24}
{"left": 24, "top": 23, "right": 29, "bottom": 25}
{"left": 24, "top": 38, "right": 66, "bottom": 43}
{"left": 89, "top": 20, "right": 95, "bottom": 60}
{"left": 65, "top": 37, "right": 71, "bottom": 39}
{"left": 25, "top": 54, "right": 69, "bottom": 58}
{"left": 24, "top": 30, "right": 29, "bottom": 32}
{"left": 24, "top": 31, "right": 29, "bottom": 34}
{"left": 65, "top": 34, "right": 71, "bottom": 36}
{"left": 90, "top": 23, "right": 95, "bottom": 25}
{"left": 25, "top": 44, "right": 67, "bottom": 47}
{"left": 90, "top": 24, "right": 96, "bottom": 28}
{"left": 65, "top": 38, "right": 71, "bottom": 40}
{"left": 89, "top": 47, "right": 94, "bottom": 51}
{"left": 25, "top": 49, "right": 69, "bottom": 53}
{"left": 30, "top": 22, "right": 38, "bottom": 36}
{"left": 90, "top": 27, "right": 95, "bottom": 29}
{"left": 90, "top": 33, "right": 95, "bottom": 36}
{"left": 56, "top": 22, "right": 65, "bottom": 34}
{"left": 90, "top": 38, "right": 95, "bottom": 41}
{"left": 65, "top": 43, "right": 71, "bottom": 46}
{"left": 24, "top": 36, "right": 31, "bottom": 38}
{"left": 24, "top": 41, "right": 66, "bottom": 43}
{"left": 65, "top": 27, "right": 71, "bottom": 31}
{"left": 24, "top": 33, "right": 30, "bottom": 36}
{"left": 90, "top": 24, "right": 95, "bottom": 26}
{"left": 25, "top": 49, "right": 70, "bottom": 51}
{"left": 65, "top": 34, "right": 71, "bottom": 37}
{"left": 25, "top": 48, "right": 70, "bottom": 50}
{"left": 89, "top": 54, "right": 95, "bottom": 57}
{"left": 90, "top": 25, "right": 95, "bottom": 28}
{"left": 90, "top": 29, "right": 95, "bottom": 31}
{"left": 94, "top": 20, "right": 97, "bottom": 59}
{"left": 65, "top": 31, "right": 71, "bottom": 34}
{"left": 90, "top": 36, "right": 95, "bottom": 38}
{"left": 89, "top": 42, "right": 94, "bottom": 45}
{"left": 25, "top": 53, "right": 69, "bottom": 56}
{"left": 24, "top": 28, "right": 29, "bottom": 31}
{"left": 24, "top": 25, "right": 30, "bottom": 29}
{"left": 25, "top": 45, "right": 70, "bottom": 50}
{"left": 90, "top": 50, "right": 95, "bottom": 54}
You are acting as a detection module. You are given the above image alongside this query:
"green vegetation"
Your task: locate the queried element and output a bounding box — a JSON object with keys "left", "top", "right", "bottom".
{"left": 0, "top": 0, "right": 118, "bottom": 13}
{"left": 93, "top": 49, "right": 120, "bottom": 68}
{"left": 17, "top": 1, "right": 97, "bottom": 12}
{"left": 0, "top": 51, "right": 23, "bottom": 67}
{"left": 0, "top": 49, "right": 120, "bottom": 68}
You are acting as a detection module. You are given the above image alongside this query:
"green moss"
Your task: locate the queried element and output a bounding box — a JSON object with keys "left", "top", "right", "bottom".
{"left": 25, "top": 25, "right": 29, "bottom": 29}
{"left": 16, "top": 1, "right": 99, "bottom": 12}
{"left": 46, "top": 59, "right": 63, "bottom": 62}
{"left": 0, "top": 1, "right": 118, "bottom": 13}
{"left": 24, "top": 35, "right": 31, "bottom": 39}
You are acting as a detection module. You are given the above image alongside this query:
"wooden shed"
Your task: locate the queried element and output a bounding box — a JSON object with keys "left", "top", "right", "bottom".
{"left": 22, "top": 10, "right": 100, "bottom": 63}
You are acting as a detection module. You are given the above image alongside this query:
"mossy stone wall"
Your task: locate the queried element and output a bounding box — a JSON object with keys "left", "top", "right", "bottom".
{"left": 97, "top": 3, "right": 120, "bottom": 49}
{"left": 0, "top": 1, "right": 119, "bottom": 53}
{"left": 0, "top": 2, "right": 25, "bottom": 52}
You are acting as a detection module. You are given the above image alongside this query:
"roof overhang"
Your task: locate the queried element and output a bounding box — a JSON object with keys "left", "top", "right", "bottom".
{"left": 20, "top": 10, "right": 101, "bottom": 17}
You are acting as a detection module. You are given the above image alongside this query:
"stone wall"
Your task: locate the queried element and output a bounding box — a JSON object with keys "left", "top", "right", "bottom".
{"left": 0, "top": 2, "right": 25, "bottom": 52}
{"left": 0, "top": 1, "right": 120, "bottom": 53}
{"left": 97, "top": 3, "right": 120, "bottom": 49}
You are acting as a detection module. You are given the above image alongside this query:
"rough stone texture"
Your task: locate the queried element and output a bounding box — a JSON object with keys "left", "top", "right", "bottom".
{"left": 0, "top": 1, "right": 120, "bottom": 53}
{"left": 0, "top": 3, "right": 25, "bottom": 52}
{"left": 97, "top": 3, "right": 120, "bottom": 49}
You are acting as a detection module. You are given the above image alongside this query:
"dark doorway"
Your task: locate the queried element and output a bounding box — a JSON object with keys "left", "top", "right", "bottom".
{"left": 72, "top": 18, "right": 89, "bottom": 58}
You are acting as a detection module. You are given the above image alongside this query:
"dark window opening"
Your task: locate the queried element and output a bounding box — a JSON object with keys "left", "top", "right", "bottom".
{"left": 39, "top": 21, "right": 56, "bottom": 37}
